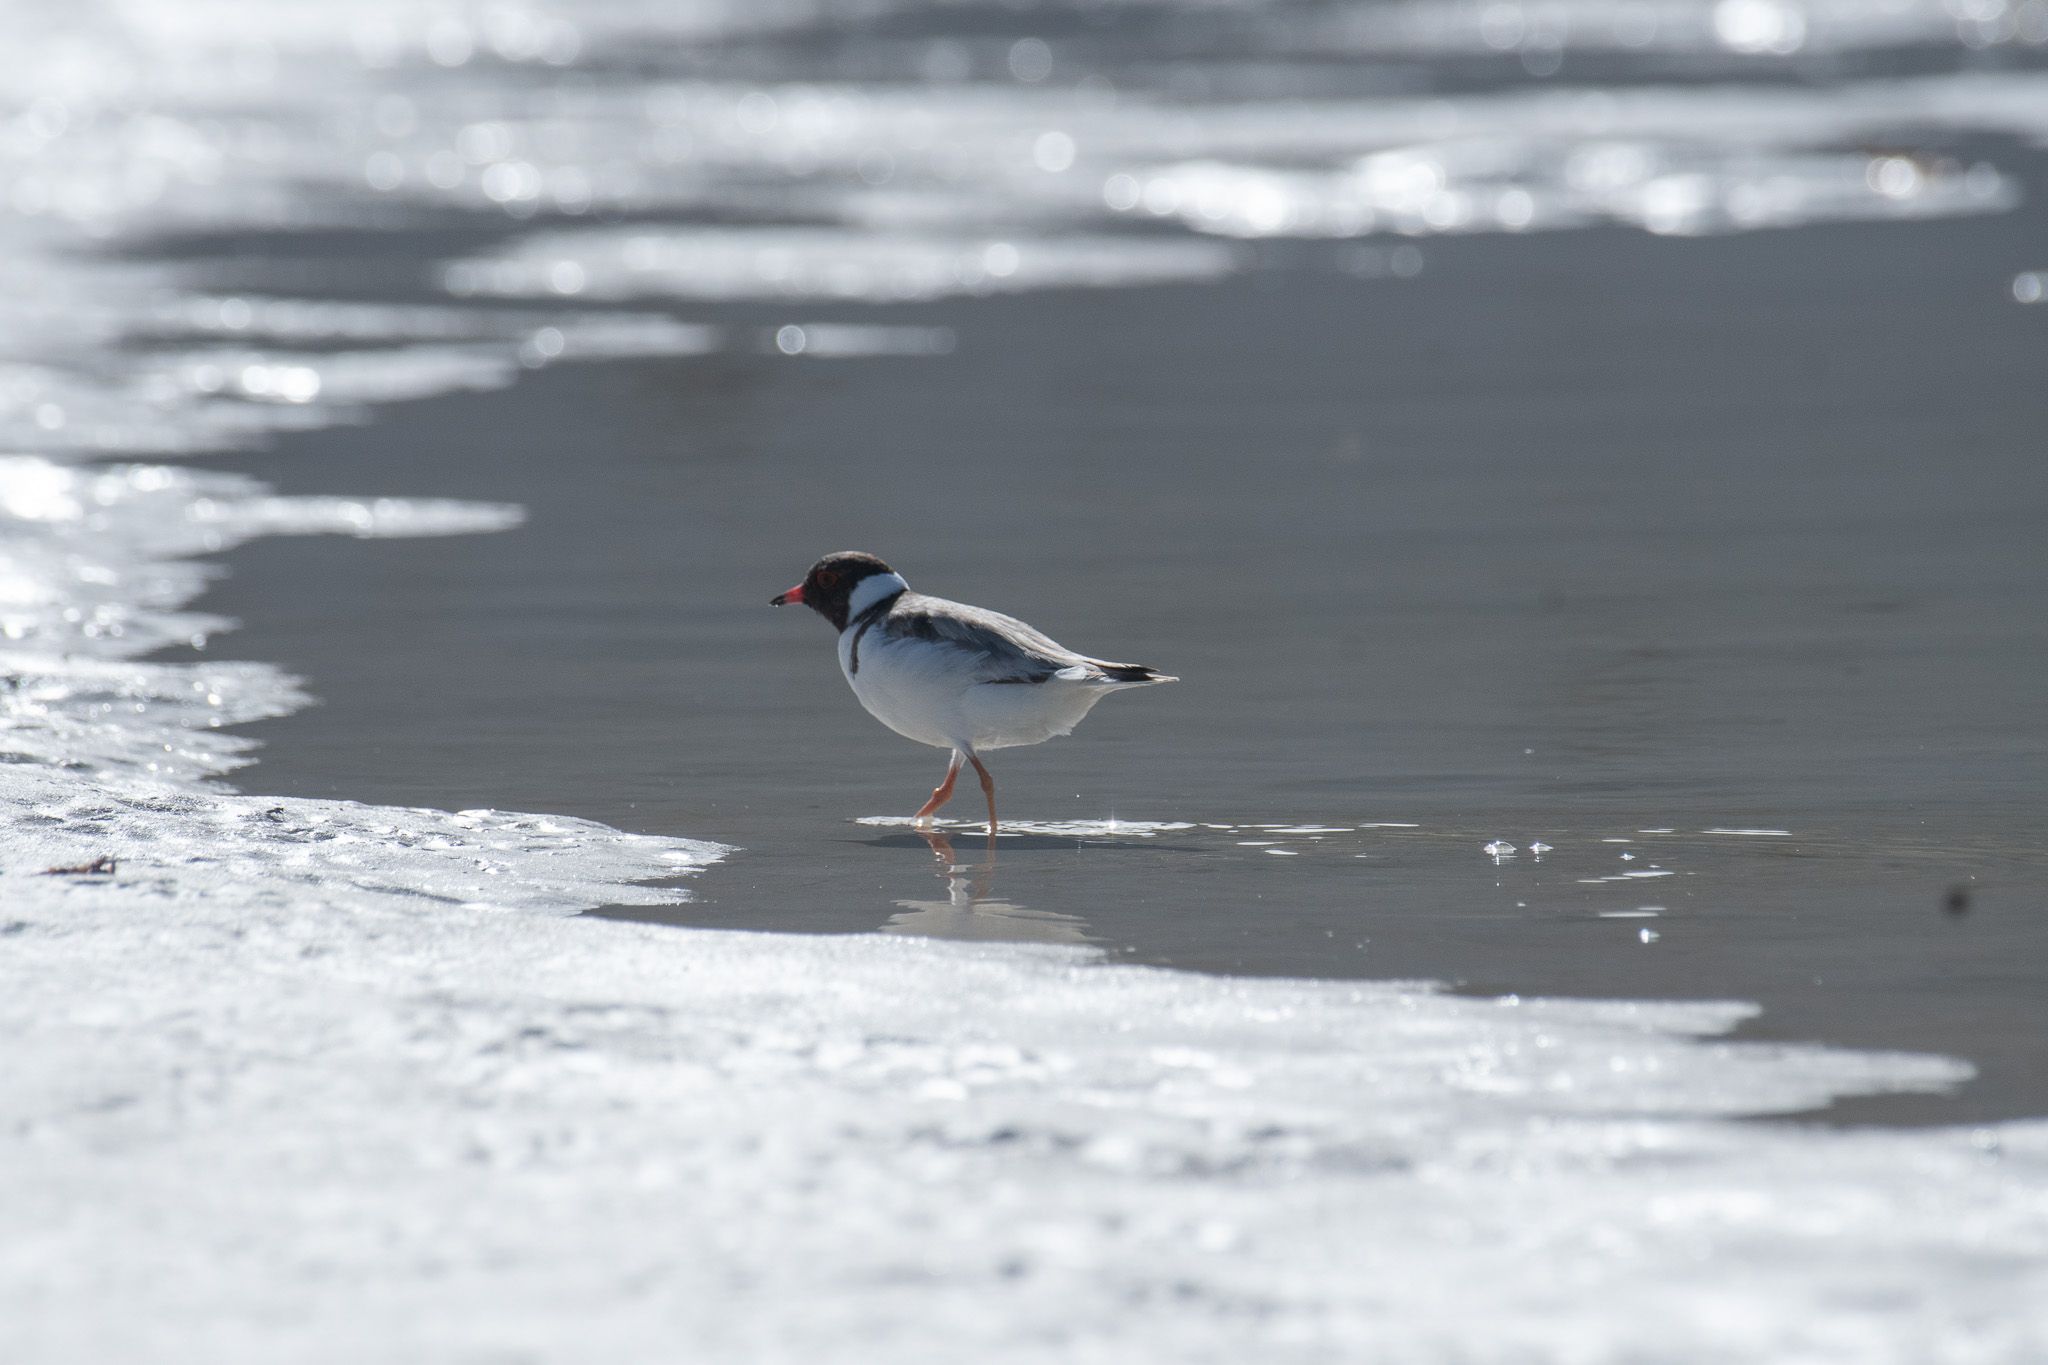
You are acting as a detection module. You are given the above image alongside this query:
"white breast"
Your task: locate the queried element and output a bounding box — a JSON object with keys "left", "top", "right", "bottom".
{"left": 839, "top": 626, "right": 973, "bottom": 750}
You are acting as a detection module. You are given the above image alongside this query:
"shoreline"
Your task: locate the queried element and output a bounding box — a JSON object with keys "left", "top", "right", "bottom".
{"left": 195, "top": 217, "right": 2048, "bottom": 1124}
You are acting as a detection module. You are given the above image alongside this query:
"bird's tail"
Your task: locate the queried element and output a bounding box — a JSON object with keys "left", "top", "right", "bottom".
{"left": 1089, "top": 661, "right": 1178, "bottom": 685}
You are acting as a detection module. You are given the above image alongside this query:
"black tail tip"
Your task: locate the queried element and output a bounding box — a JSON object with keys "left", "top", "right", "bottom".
{"left": 1102, "top": 663, "right": 1176, "bottom": 683}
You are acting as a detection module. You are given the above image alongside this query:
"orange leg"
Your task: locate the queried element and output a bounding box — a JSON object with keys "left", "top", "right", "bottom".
{"left": 913, "top": 751, "right": 965, "bottom": 824}
{"left": 968, "top": 754, "right": 998, "bottom": 835}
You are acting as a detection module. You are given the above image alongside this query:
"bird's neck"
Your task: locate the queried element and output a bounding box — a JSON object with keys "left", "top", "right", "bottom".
{"left": 844, "top": 572, "right": 910, "bottom": 622}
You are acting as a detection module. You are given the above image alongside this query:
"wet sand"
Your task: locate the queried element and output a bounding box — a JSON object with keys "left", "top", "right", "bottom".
{"left": 200, "top": 197, "right": 2048, "bottom": 1124}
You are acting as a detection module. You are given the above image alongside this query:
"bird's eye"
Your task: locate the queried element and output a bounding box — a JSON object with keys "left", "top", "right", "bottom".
{"left": 817, "top": 570, "right": 839, "bottom": 588}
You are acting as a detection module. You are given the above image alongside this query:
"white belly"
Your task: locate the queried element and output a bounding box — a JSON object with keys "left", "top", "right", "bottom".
{"left": 960, "top": 678, "right": 1114, "bottom": 750}
{"left": 839, "top": 629, "right": 1113, "bottom": 753}
{"left": 840, "top": 627, "right": 968, "bottom": 749}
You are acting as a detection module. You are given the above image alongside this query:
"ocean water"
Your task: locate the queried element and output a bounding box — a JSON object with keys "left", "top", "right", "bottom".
{"left": 4, "top": 0, "right": 2048, "bottom": 1357}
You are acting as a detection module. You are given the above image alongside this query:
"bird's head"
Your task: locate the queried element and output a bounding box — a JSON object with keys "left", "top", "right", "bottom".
{"left": 770, "top": 551, "right": 906, "bottom": 631}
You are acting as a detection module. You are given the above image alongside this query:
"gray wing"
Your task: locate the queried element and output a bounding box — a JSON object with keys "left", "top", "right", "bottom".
{"left": 888, "top": 596, "right": 1089, "bottom": 684}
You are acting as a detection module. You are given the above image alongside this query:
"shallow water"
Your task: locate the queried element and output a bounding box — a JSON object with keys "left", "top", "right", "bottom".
{"left": 214, "top": 206, "right": 2048, "bottom": 1120}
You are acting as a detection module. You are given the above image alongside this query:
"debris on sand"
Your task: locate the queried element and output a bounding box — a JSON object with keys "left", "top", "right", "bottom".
{"left": 39, "top": 855, "right": 118, "bottom": 877}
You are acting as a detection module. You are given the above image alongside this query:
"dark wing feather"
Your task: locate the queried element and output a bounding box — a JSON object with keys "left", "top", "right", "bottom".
{"left": 887, "top": 596, "right": 1085, "bottom": 684}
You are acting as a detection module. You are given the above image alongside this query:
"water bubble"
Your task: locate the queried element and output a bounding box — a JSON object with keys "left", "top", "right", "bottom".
{"left": 1867, "top": 156, "right": 1923, "bottom": 198}
{"left": 424, "top": 151, "right": 464, "bottom": 190}
{"left": 1008, "top": 39, "right": 1054, "bottom": 84}
{"left": 237, "top": 364, "right": 321, "bottom": 404}
{"left": 424, "top": 20, "right": 476, "bottom": 67}
{"left": 982, "top": 242, "right": 1021, "bottom": 278}
{"left": 480, "top": 161, "right": 541, "bottom": 205}
{"left": 538, "top": 19, "right": 582, "bottom": 66}
{"left": 857, "top": 151, "right": 895, "bottom": 186}
{"left": 457, "top": 122, "right": 513, "bottom": 165}
{"left": 1479, "top": 5, "right": 1526, "bottom": 50}
{"left": 735, "top": 91, "right": 780, "bottom": 135}
{"left": 364, "top": 152, "right": 405, "bottom": 192}
{"left": 1141, "top": 177, "right": 1182, "bottom": 216}
{"left": 1713, "top": 0, "right": 1807, "bottom": 53}
{"left": 920, "top": 41, "right": 972, "bottom": 83}
{"left": 546, "top": 260, "right": 585, "bottom": 295}
{"left": 1033, "top": 131, "right": 1076, "bottom": 174}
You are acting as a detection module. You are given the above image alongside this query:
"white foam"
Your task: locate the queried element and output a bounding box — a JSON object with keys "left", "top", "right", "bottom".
{"left": 1115, "top": 86, "right": 2022, "bottom": 242}
{"left": 11, "top": 894, "right": 2046, "bottom": 1361}
{"left": 0, "top": 764, "right": 718, "bottom": 916}
{"left": 425, "top": 74, "right": 2048, "bottom": 306}
{"left": 857, "top": 815, "right": 1197, "bottom": 837}
{"left": 1299, "top": 0, "right": 2030, "bottom": 57}
{"left": 0, "top": 457, "right": 524, "bottom": 783}
{"left": 764, "top": 323, "right": 957, "bottom": 358}
{"left": 445, "top": 227, "right": 1240, "bottom": 304}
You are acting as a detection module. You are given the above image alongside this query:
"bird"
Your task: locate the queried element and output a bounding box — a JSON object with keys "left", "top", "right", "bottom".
{"left": 771, "top": 552, "right": 1176, "bottom": 833}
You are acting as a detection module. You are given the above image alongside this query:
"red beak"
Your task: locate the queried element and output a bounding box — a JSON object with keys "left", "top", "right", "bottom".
{"left": 770, "top": 583, "right": 805, "bottom": 607}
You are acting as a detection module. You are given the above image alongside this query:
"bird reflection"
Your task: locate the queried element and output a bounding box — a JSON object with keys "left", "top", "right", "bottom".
{"left": 881, "top": 829, "right": 1094, "bottom": 945}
